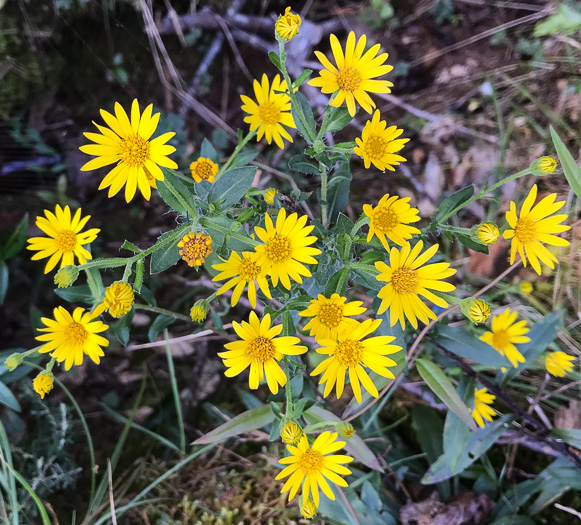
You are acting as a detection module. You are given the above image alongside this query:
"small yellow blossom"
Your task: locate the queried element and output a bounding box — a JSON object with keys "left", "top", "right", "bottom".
{"left": 281, "top": 422, "right": 303, "bottom": 445}
{"left": 190, "top": 304, "right": 207, "bottom": 323}
{"left": 264, "top": 188, "right": 278, "bottom": 205}
{"left": 102, "top": 282, "right": 134, "bottom": 318}
{"left": 178, "top": 233, "right": 213, "bottom": 267}
{"left": 276, "top": 7, "right": 301, "bottom": 40}
{"left": 480, "top": 308, "right": 530, "bottom": 368}
{"left": 545, "top": 351, "right": 575, "bottom": 377}
{"left": 190, "top": 157, "right": 218, "bottom": 183}
{"left": 476, "top": 223, "right": 500, "bottom": 245}
{"left": 33, "top": 371, "right": 54, "bottom": 399}
{"left": 519, "top": 281, "right": 533, "bottom": 294}
{"left": 469, "top": 300, "right": 491, "bottom": 324}
{"left": 337, "top": 422, "right": 356, "bottom": 439}
{"left": 531, "top": 156, "right": 557, "bottom": 175}
{"left": 301, "top": 499, "right": 317, "bottom": 519}
{"left": 471, "top": 387, "right": 496, "bottom": 428}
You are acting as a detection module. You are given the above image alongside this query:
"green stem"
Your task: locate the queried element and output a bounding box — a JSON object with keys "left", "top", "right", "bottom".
{"left": 122, "top": 261, "right": 134, "bottom": 282}
{"left": 320, "top": 162, "right": 329, "bottom": 227}
{"left": 217, "top": 129, "right": 257, "bottom": 178}
{"left": 163, "top": 176, "right": 199, "bottom": 220}
{"left": 283, "top": 356, "right": 293, "bottom": 416}
{"left": 431, "top": 290, "right": 462, "bottom": 306}
{"left": 438, "top": 224, "right": 473, "bottom": 236}
{"left": 350, "top": 214, "right": 370, "bottom": 238}
{"left": 134, "top": 304, "right": 191, "bottom": 322}
{"left": 164, "top": 329, "right": 186, "bottom": 454}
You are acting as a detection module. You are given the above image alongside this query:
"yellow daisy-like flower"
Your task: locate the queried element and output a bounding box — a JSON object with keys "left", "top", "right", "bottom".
{"left": 254, "top": 208, "right": 321, "bottom": 290}
{"left": 471, "top": 387, "right": 496, "bottom": 428}
{"left": 363, "top": 193, "right": 421, "bottom": 250}
{"left": 300, "top": 499, "right": 317, "bottom": 519}
{"left": 531, "top": 156, "right": 557, "bottom": 175}
{"left": 519, "top": 281, "right": 533, "bottom": 294}
{"left": 276, "top": 7, "right": 301, "bottom": 40}
{"left": 469, "top": 300, "right": 491, "bottom": 324}
{"left": 308, "top": 32, "right": 394, "bottom": 117}
{"left": 476, "top": 223, "right": 500, "bottom": 245}
{"left": 212, "top": 251, "right": 272, "bottom": 309}
{"left": 36, "top": 306, "right": 109, "bottom": 371}
{"left": 241, "top": 74, "right": 296, "bottom": 149}
{"left": 264, "top": 188, "right": 278, "bottom": 205}
{"left": 375, "top": 241, "right": 457, "bottom": 329}
{"left": 190, "top": 157, "right": 218, "bottom": 183}
{"left": 190, "top": 304, "right": 207, "bottom": 322}
{"left": 311, "top": 319, "right": 402, "bottom": 404}
{"left": 354, "top": 111, "right": 409, "bottom": 171}
{"left": 281, "top": 422, "right": 303, "bottom": 445}
{"left": 299, "top": 294, "right": 365, "bottom": 342}
{"left": 275, "top": 431, "right": 353, "bottom": 507}
{"left": 545, "top": 351, "right": 575, "bottom": 377}
{"left": 178, "top": 232, "right": 213, "bottom": 267}
{"left": 102, "top": 281, "right": 134, "bottom": 318}
{"left": 27, "top": 205, "right": 100, "bottom": 274}
{"left": 480, "top": 308, "right": 530, "bottom": 368}
{"left": 218, "top": 312, "right": 307, "bottom": 394}
{"left": 503, "top": 185, "right": 570, "bottom": 275}
{"left": 80, "top": 99, "right": 178, "bottom": 202}
{"left": 33, "top": 371, "right": 54, "bottom": 400}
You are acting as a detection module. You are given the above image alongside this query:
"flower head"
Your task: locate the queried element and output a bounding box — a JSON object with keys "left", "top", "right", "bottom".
{"left": 241, "top": 74, "right": 295, "bottom": 149}
{"left": 4, "top": 353, "right": 23, "bottom": 372}
{"left": 311, "top": 319, "right": 401, "bottom": 403}
{"left": 480, "top": 308, "right": 530, "bottom": 368}
{"left": 519, "top": 281, "right": 533, "bottom": 294}
{"left": 531, "top": 156, "right": 557, "bottom": 176}
{"left": 212, "top": 251, "right": 272, "bottom": 309}
{"left": 190, "top": 303, "right": 208, "bottom": 323}
{"left": 363, "top": 193, "right": 421, "bottom": 250}
{"left": 178, "top": 232, "right": 213, "bottom": 267}
{"left": 33, "top": 371, "right": 54, "bottom": 399}
{"left": 281, "top": 422, "right": 303, "bottom": 445}
{"left": 465, "top": 299, "right": 491, "bottom": 324}
{"left": 264, "top": 188, "right": 278, "bottom": 205}
{"left": 36, "top": 306, "right": 109, "bottom": 371}
{"left": 254, "top": 208, "right": 321, "bottom": 289}
{"left": 54, "top": 265, "right": 80, "bottom": 288}
{"left": 471, "top": 387, "right": 496, "bottom": 428}
{"left": 275, "top": 431, "right": 353, "bottom": 507}
{"left": 354, "top": 111, "right": 409, "bottom": 171}
{"left": 503, "top": 185, "right": 570, "bottom": 275}
{"left": 375, "top": 241, "right": 456, "bottom": 329}
{"left": 80, "top": 99, "right": 178, "bottom": 202}
{"left": 337, "top": 422, "right": 356, "bottom": 439}
{"left": 545, "top": 351, "right": 574, "bottom": 377}
{"left": 476, "top": 223, "right": 500, "bottom": 245}
{"left": 102, "top": 281, "right": 134, "bottom": 318}
{"left": 276, "top": 7, "right": 301, "bottom": 40}
{"left": 27, "top": 205, "right": 100, "bottom": 274}
{"left": 218, "top": 312, "right": 307, "bottom": 394}
{"left": 308, "top": 32, "right": 393, "bottom": 117}
{"left": 299, "top": 294, "right": 365, "bottom": 342}
{"left": 300, "top": 499, "right": 317, "bottom": 519}
{"left": 190, "top": 157, "right": 218, "bottom": 183}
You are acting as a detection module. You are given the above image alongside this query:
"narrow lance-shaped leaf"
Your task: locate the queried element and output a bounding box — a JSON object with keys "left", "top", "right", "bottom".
{"left": 550, "top": 125, "right": 581, "bottom": 201}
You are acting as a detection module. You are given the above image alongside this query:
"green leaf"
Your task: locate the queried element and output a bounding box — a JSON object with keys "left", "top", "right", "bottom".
{"left": 0, "top": 261, "right": 7, "bottom": 305}
{"left": 438, "top": 325, "right": 512, "bottom": 367}
{"left": 550, "top": 126, "right": 581, "bottom": 201}
{"left": 293, "top": 69, "right": 312, "bottom": 88}
{"left": 551, "top": 428, "right": 581, "bottom": 450}
{"left": 200, "top": 138, "right": 220, "bottom": 164}
{"left": 351, "top": 264, "right": 381, "bottom": 291}
{"left": 456, "top": 233, "right": 489, "bottom": 254}
{"left": 121, "top": 240, "right": 141, "bottom": 253}
{"left": 193, "top": 405, "right": 274, "bottom": 444}
{"left": 133, "top": 259, "right": 144, "bottom": 293}
{"left": 229, "top": 148, "right": 258, "bottom": 168}
{"left": 416, "top": 358, "right": 477, "bottom": 432}
{"left": 288, "top": 155, "right": 319, "bottom": 175}
{"left": 327, "top": 161, "right": 352, "bottom": 224}
{"left": 325, "top": 267, "right": 349, "bottom": 297}
{"left": 55, "top": 284, "right": 94, "bottom": 305}
{"left": 489, "top": 516, "right": 535, "bottom": 525}
{"left": 323, "top": 106, "right": 355, "bottom": 133}
{"left": 149, "top": 229, "right": 184, "bottom": 274}
{"left": 534, "top": 4, "right": 581, "bottom": 37}
{"left": 2, "top": 213, "right": 29, "bottom": 260}
{"left": 209, "top": 166, "right": 257, "bottom": 209}
{"left": 148, "top": 314, "right": 175, "bottom": 342}
{"left": 158, "top": 169, "right": 197, "bottom": 216}
{"left": 268, "top": 51, "right": 281, "bottom": 70}
{"left": 436, "top": 185, "right": 474, "bottom": 222}
{"left": 291, "top": 91, "right": 316, "bottom": 143}
{"left": 412, "top": 405, "right": 444, "bottom": 464}
{"left": 111, "top": 308, "right": 134, "bottom": 346}
{"left": 0, "top": 380, "right": 20, "bottom": 412}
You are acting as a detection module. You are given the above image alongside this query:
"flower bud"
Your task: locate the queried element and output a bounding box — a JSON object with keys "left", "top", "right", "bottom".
{"left": 190, "top": 301, "right": 209, "bottom": 323}
{"left": 54, "top": 265, "right": 79, "bottom": 288}
{"left": 281, "top": 421, "right": 303, "bottom": 445}
{"left": 264, "top": 188, "right": 278, "bottom": 205}
{"left": 275, "top": 7, "right": 301, "bottom": 41}
{"left": 337, "top": 421, "right": 356, "bottom": 439}
{"left": 4, "top": 353, "right": 23, "bottom": 372}
{"left": 461, "top": 298, "right": 491, "bottom": 324}
{"left": 33, "top": 371, "right": 54, "bottom": 399}
{"left": 103, "top": 281, "right": 134, "bottom": 318}
{"left": 531, "top": 156, "right": 557, "bottom": 176}
{"left": 519, "top": 281, "right": 533, "bottom": 294}
{"left": 473, "top": 223, "right": 500, "bottom": 245}
{"left": 300, "top": 499, "right": 317, "bottom": 519}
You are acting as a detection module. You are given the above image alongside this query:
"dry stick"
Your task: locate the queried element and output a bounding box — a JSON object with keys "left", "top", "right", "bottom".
{"left": 127, "top": 325, "right": 233, "bottom": 351}
{"left": 337, "top": 486, "right": 360, "bottom": 525}
{"left": 107, "top": 459, "right": 118, "bottom": 525}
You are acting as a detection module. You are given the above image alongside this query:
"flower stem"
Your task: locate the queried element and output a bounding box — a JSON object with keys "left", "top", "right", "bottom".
{"left": 350, "top": 214, "right": 370, "bottom": 238}
{"left": 134, "top": 304, "right": 191, "bottom": 322}
{"left": 320, "top": 162, "right": 329, "bottom": 227}
{"left": 164, "top": 329, "right": 186, "bottom": 454}
{"left": 283, "top": 356, "right": 294, "bottom": 416}
{"left": 217, "top": 129, "right": 257, "bottom": 178}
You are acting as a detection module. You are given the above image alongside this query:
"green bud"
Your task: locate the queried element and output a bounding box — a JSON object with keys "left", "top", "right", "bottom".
{"left": 4, "top": 353, "right": 23, "bottom": 372}
{"left": 54, "top": 265, "right": 79, "bottom": 288}
{"left": 531, "top": 156, "right": 557, "bottom": 176}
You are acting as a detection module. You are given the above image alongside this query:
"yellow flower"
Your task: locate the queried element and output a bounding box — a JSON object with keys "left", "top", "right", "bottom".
{"left": 27, "top": 205, "right": 100, "bottom": 274}
{"left": 241, "top": 74, "right": 295, "bottom": 149}
{"left": 254, "top": 208, "right": 321, "bottom": 290}
{"left": 471, "top": 387, "right": 496, "bottom": 428}
{"left": 281, "top": 422, "right": 303, "bottom": 445}
{"left": 480, "top": 308, "right": 530, "bottom": 368}
{"left": 190, "top": 157, "right": 218, "bottom": 183}
{"left": 375, "top": 241, "right": 457, "bottom": 329}
{"left": 337, "top": 422, "right": 356, "bottom": 439}
{"left": 299, "top": 293, "right": 365, "bottom": 342}
{"left": 36, "top": 306, "right": 109, "bottom": 371}
{"left": 80, "top": 99, "right": 178, "bottom": 202}
{"left": 300, "top": 499, "right": 317, "bottom": 519}
{"left": 276, "top": 7, "right": 301, "bottom": 40}
{"left": 264, "top": 188, "right": 278, "bottom": 205}
{"left": 308, "top": 32, "right": 394, "bottom": 117}
{"left": 354, "top": 111, "right": 409, "bottom": 171}
{"left": 531, "top": 156, "right": 557, "bottom": 175}
{"left": 33, "top": 371, "right": 54, "bottom": 400}
{"left": 311, "top": 319, "right": 401, "bottom": 404}
{"left": 190, "top": 304, "right": 207, "bottom": 322}
{"left": 519, "top": 281, "right": 533, "bottom": 294}
{"left": 275, "top": 431, "right": 353, "bottom": 507}
{"left": 476, "top": 223, "right": 500, "bottom": 245}
{"left": 503, "top": 184, "right": 570, "bottom": 275}
{"left": 178, "top": 232, "right": 213, "bottom": 267}
{"left": 212, "top": 251, "right": 272, "bottom": 309}
{"left": 545, "top": 351, "right": 575, "bottom": 377}
{"left": 102, "top": 281, "right": 134, "bottom": 318}
{"left": 218, "top": 312, "right": 307, "bottom": 394}
{"left": 469, "top": 300, "right": 491, "bottom": 324}
{"left": 363, "top": 193, "right": 421, "bottom": 250}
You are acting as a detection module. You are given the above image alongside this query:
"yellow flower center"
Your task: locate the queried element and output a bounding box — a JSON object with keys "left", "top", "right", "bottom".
{"left": 298, "top": 448, "right": 324, "bottom": 474}
{"left": 514, "top": 218, "right": 537, "bottom": 243}
{"left": 258, "top": 102, "right": 281, "bottom": 125}
{"left": 373, "top": 207, "right": 399, "bottom": 232}
{"left": 335, "top": 339, "right": 363, "bottom": 367}
{"left": 318, "top": 303, "right": 344, "bottom": 328}
{"left": 492, "top": 330, "right": 510, "bottom": 350}
{"left": 65, "top": 322, "right": 88, "bottom": 346}
{"left": 239, "top": 258, "right": 261, "bottom": 281}
{"left": 266, "top": 234, "right": 291, "bottom": 263}
{"left": 391, "top": 268, "right": 419, "bottom": 294}
{"left": 336, "top": 66, "right": 361, "bottom": 92}
{"left": 183, "top": 238, "right": 209, "bottom": 259}
{"left": 248, "top": 336, "right": 276, "bottom": 363}
{"left": 120, "top": 134, "right": 150, "bottom": 167}
{"left": 364, "top": 135, "right": 388, "bottom": 160}
{"left": 194, "top": 160, "right": 214, "bottom": 180}
{"left": 56, "top": 230, "right": 77, "bottom": 252}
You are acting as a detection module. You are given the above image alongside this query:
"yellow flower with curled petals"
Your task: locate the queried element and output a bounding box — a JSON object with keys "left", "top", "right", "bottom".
{"left": 476, "top": 223, "right": 500, "bottom": 245}
{"left": 300, "top": 499, "right": 317, "bottom": 519}
{"left": 33, "top": 371, "right": 54, "bottom": 400}
{"left": 469, "top": 300, "right": 491, "bottom": 324}
{"left": 178, "top": 233, "right": 213, "bottom": 267}
{"left": 80, "top": 99, "right": 177, "bottom": 202}
{"left": 480, "top": 308, "right": 530, "bottom": 368}
{"left": 190, "top": 157, "right": 218, "bottom": 183}
{"left": 545, "top": 351, "right": 574, "bottom": 377}
{"left": 276, "top": 7, "right": 301, "bottom": 40}
{"left": 471, "top": 387, "right": 496, "bottom": 428}
{"left": 281, "top": 422, "right": 303, "bottom": 445}
{"left": 101, "top": 281, "right": 134, "bottom": 318}
{"left": 308, "top": 32, "right": 394, "bottom": 117}
{"left": 264, "top": 188, "right": 278, "bottom": 205}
